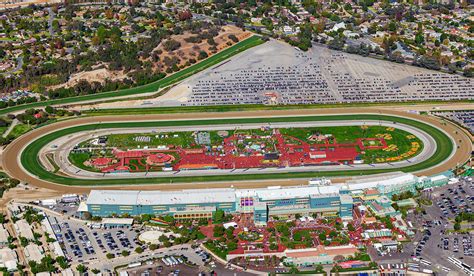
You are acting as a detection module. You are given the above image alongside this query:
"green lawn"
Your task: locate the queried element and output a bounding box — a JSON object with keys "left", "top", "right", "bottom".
{"left": 104, "top": 131, "right": 198, "bottom": 149}
{"left": 20, "top": 114, "right": 453, "bottom": 186}
{"left": 68, "top": 152, "right": 100, "bottom": 172}
{"left": 7, "top": 124, "right": 32, "bottom": 139}
{"left": 0, "top": 36, "right": 265, "bottom": 116}
{"left": 0, "top": 126, "right": 7, "bottom": 136}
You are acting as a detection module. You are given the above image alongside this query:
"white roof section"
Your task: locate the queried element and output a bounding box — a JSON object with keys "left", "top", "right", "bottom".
{"left": 24, "top": 244, "right": 44, "bottom": 263}
{"left": 102, "top": 218, "right": 134, "bottom": 225}
{"left": 237, "top": 185, "right": 339, "bottom": 201}
{"left": 52, "top": 242, "right": 64, "bottom": 258}
{"left": 253, "top": 186, "right": 322, "bottom": 201}
{"left": 87, "top": 172, "right": 419, "bottom": 206}
{"left": 430, "top": 175, "right": 448, "bottom": 182}
{"left": 88, "top": 189, "right": 236, "bottom": 206}
{"left": 14, "top": 220, "right": 34, "bottom": 240}
{"left": 0, "top": 247, "right": 17, "bottom": 271}
{"left": 0, "top": 225, "right": 9, "bottom": 244}
{"left": 345, "top": 172, "right": 418, "bottom": 191}
{"left": 137, "top": 189, "right": 235, "bottom": 205}
{"left": 340, "top": 194, "right": 353, "bottom": 204}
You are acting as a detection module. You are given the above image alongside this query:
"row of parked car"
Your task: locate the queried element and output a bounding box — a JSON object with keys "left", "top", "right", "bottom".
{"left": 414, "top": 229, "right": 431, "bottom": 257}
{"left": 76, "top": 228, "right": 96, "bottom": 255}
{"left": 194, "top": 249, "right": 211, "bottom": 263}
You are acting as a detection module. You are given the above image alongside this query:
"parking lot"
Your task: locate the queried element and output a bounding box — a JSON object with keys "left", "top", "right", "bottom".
{"left": 409, "top": 177, "right": 474, "bottom": 273}
{"left": 48, "top": 214, "right": 139, "bottom": 262}
{"left": 434, "top": 182, "right": 473, "bottom": 220}
{"left": 123, "top": 251, "right": 254, "bottom": 276}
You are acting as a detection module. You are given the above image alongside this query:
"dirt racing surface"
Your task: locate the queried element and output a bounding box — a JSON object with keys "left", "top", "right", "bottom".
{"left": 1, "top": 107, "right": 471, "bottom": 195}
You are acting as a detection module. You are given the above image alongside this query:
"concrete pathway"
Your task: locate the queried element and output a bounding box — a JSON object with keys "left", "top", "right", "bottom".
{"left": 2, "top": 119, "right": 18, "bottom": 138}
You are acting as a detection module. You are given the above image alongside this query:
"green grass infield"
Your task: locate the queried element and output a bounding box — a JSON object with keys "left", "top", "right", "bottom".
{"left": 20, "top": 114, "right": 453, "bottom": 186}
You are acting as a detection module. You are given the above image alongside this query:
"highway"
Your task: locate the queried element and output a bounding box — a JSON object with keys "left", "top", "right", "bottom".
{"left": 1, "top": 108, "right": 471, "bottom": 193}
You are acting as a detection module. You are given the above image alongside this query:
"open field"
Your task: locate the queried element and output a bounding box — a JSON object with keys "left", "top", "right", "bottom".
{"left": 0, "top": 35, "right": 264, "bottom": 115}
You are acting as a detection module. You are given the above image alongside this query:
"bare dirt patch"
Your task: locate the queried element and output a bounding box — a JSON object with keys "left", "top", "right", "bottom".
{"left": 154, "top": 25, "right": 251, "bottom": 72}
{"left": 50, "top": 67, "right": 128, "bottom": 90}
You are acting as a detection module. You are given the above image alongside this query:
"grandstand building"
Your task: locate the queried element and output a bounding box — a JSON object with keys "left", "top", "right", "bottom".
{"left": 85, "top": 171, "right": 454, "bottom": 225}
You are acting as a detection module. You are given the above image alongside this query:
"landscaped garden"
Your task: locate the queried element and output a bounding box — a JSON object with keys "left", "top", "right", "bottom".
{"left": 67, "top": 124, "right": 423, "bottom": 174}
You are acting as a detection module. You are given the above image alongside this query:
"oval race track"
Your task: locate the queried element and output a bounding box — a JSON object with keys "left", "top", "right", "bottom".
{"left": 1, "top": 108, "right": 471, "bottom": 193}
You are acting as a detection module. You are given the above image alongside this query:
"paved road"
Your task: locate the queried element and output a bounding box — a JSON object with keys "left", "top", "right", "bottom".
{"left": 1, "top": 108, "right": 471, "bottom": 193}
{"left": 45, "top": 120, "right": 438, "bottom": 179}
{"left": 47, "top": 7, "right": 55, "bottom": 36}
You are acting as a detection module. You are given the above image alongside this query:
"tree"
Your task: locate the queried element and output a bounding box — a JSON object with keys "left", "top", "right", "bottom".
{"left": 463, "top": 68, "right": 473, "bottom": 78}
{"left": 228, "top": 34, "right": 239, "bottom": 43}
{"left": 121, "top": 250, "right": 130, "bottom": 256}
{"left": 227, "top": 241, "right": 237, "bottom": 251}
{"left": 135, "top": 247, "right": 144, "bottom": 254}
{"left": 347, "top": 223, "right": 355, "bottom": 232}
{"left": 91, "top": 268, "right": 100, "bottom": 274}
{"left": 213, "top": 209, "right": 225, "bottom": 223}
{"left": 76, "top": 264, "right": 87, "bottom": 274}
{"left": 269, "top": 243, "right": 278, "bottom": 250}
{"left": 19, "top": 236, "right": 28, "bottom": 247}
{"left": 415, "top": 33, "right": 424, "bottom": 45}
{"left": 163, "top": 40, "right": 181, "bottom": 52}
{"left": 318, "top": 233, "right": 327, "bottom": 241}
{"left": 454, "top": 222, "right": 461, "bottom": 231}
{"left": 198, "top": 50, "right": 208, "bottom": 60}
{"left": 213, "top": 225, "right": 225, "bottom": 237}
{"left": 56, "top": 256, "right": 69, "bottom": 269}
{"left": 106, "top": 253, "right": 115, "bottom": 259}
{"left": 328, "top": 37, "right": 345, "bottom": 50}
{"left": 388, "top": 21, "right": 397, "bottom": 32}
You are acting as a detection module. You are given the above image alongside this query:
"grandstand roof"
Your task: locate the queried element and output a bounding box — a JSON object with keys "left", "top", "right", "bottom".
{"left": 345, "top": 171, "right": 418, "bottom": 190}
{"left": 87, "top": 172, "right": 418, "bottom": 206}
{"left": 236, "top": 185, "right": 340, "bottom": 201}
{"left": 87, "top": 189, "right": 236, "bottom": 206}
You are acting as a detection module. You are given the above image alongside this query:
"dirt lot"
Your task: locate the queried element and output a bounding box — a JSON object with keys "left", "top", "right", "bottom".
{"left": 154, "top": 25, "right": 251, "bottom": 71}
{"left": 47, "top": 25, "right": 250, "bottom": 90}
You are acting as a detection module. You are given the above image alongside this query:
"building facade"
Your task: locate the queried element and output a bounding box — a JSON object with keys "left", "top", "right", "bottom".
{"left": 85, "top": 171, "right": 453, "bottom": 225}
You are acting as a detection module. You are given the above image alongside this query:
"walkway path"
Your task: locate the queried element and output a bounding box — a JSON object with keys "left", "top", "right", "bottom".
{"left": 2, "top": 119, "right": 18, "bottom": 138}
